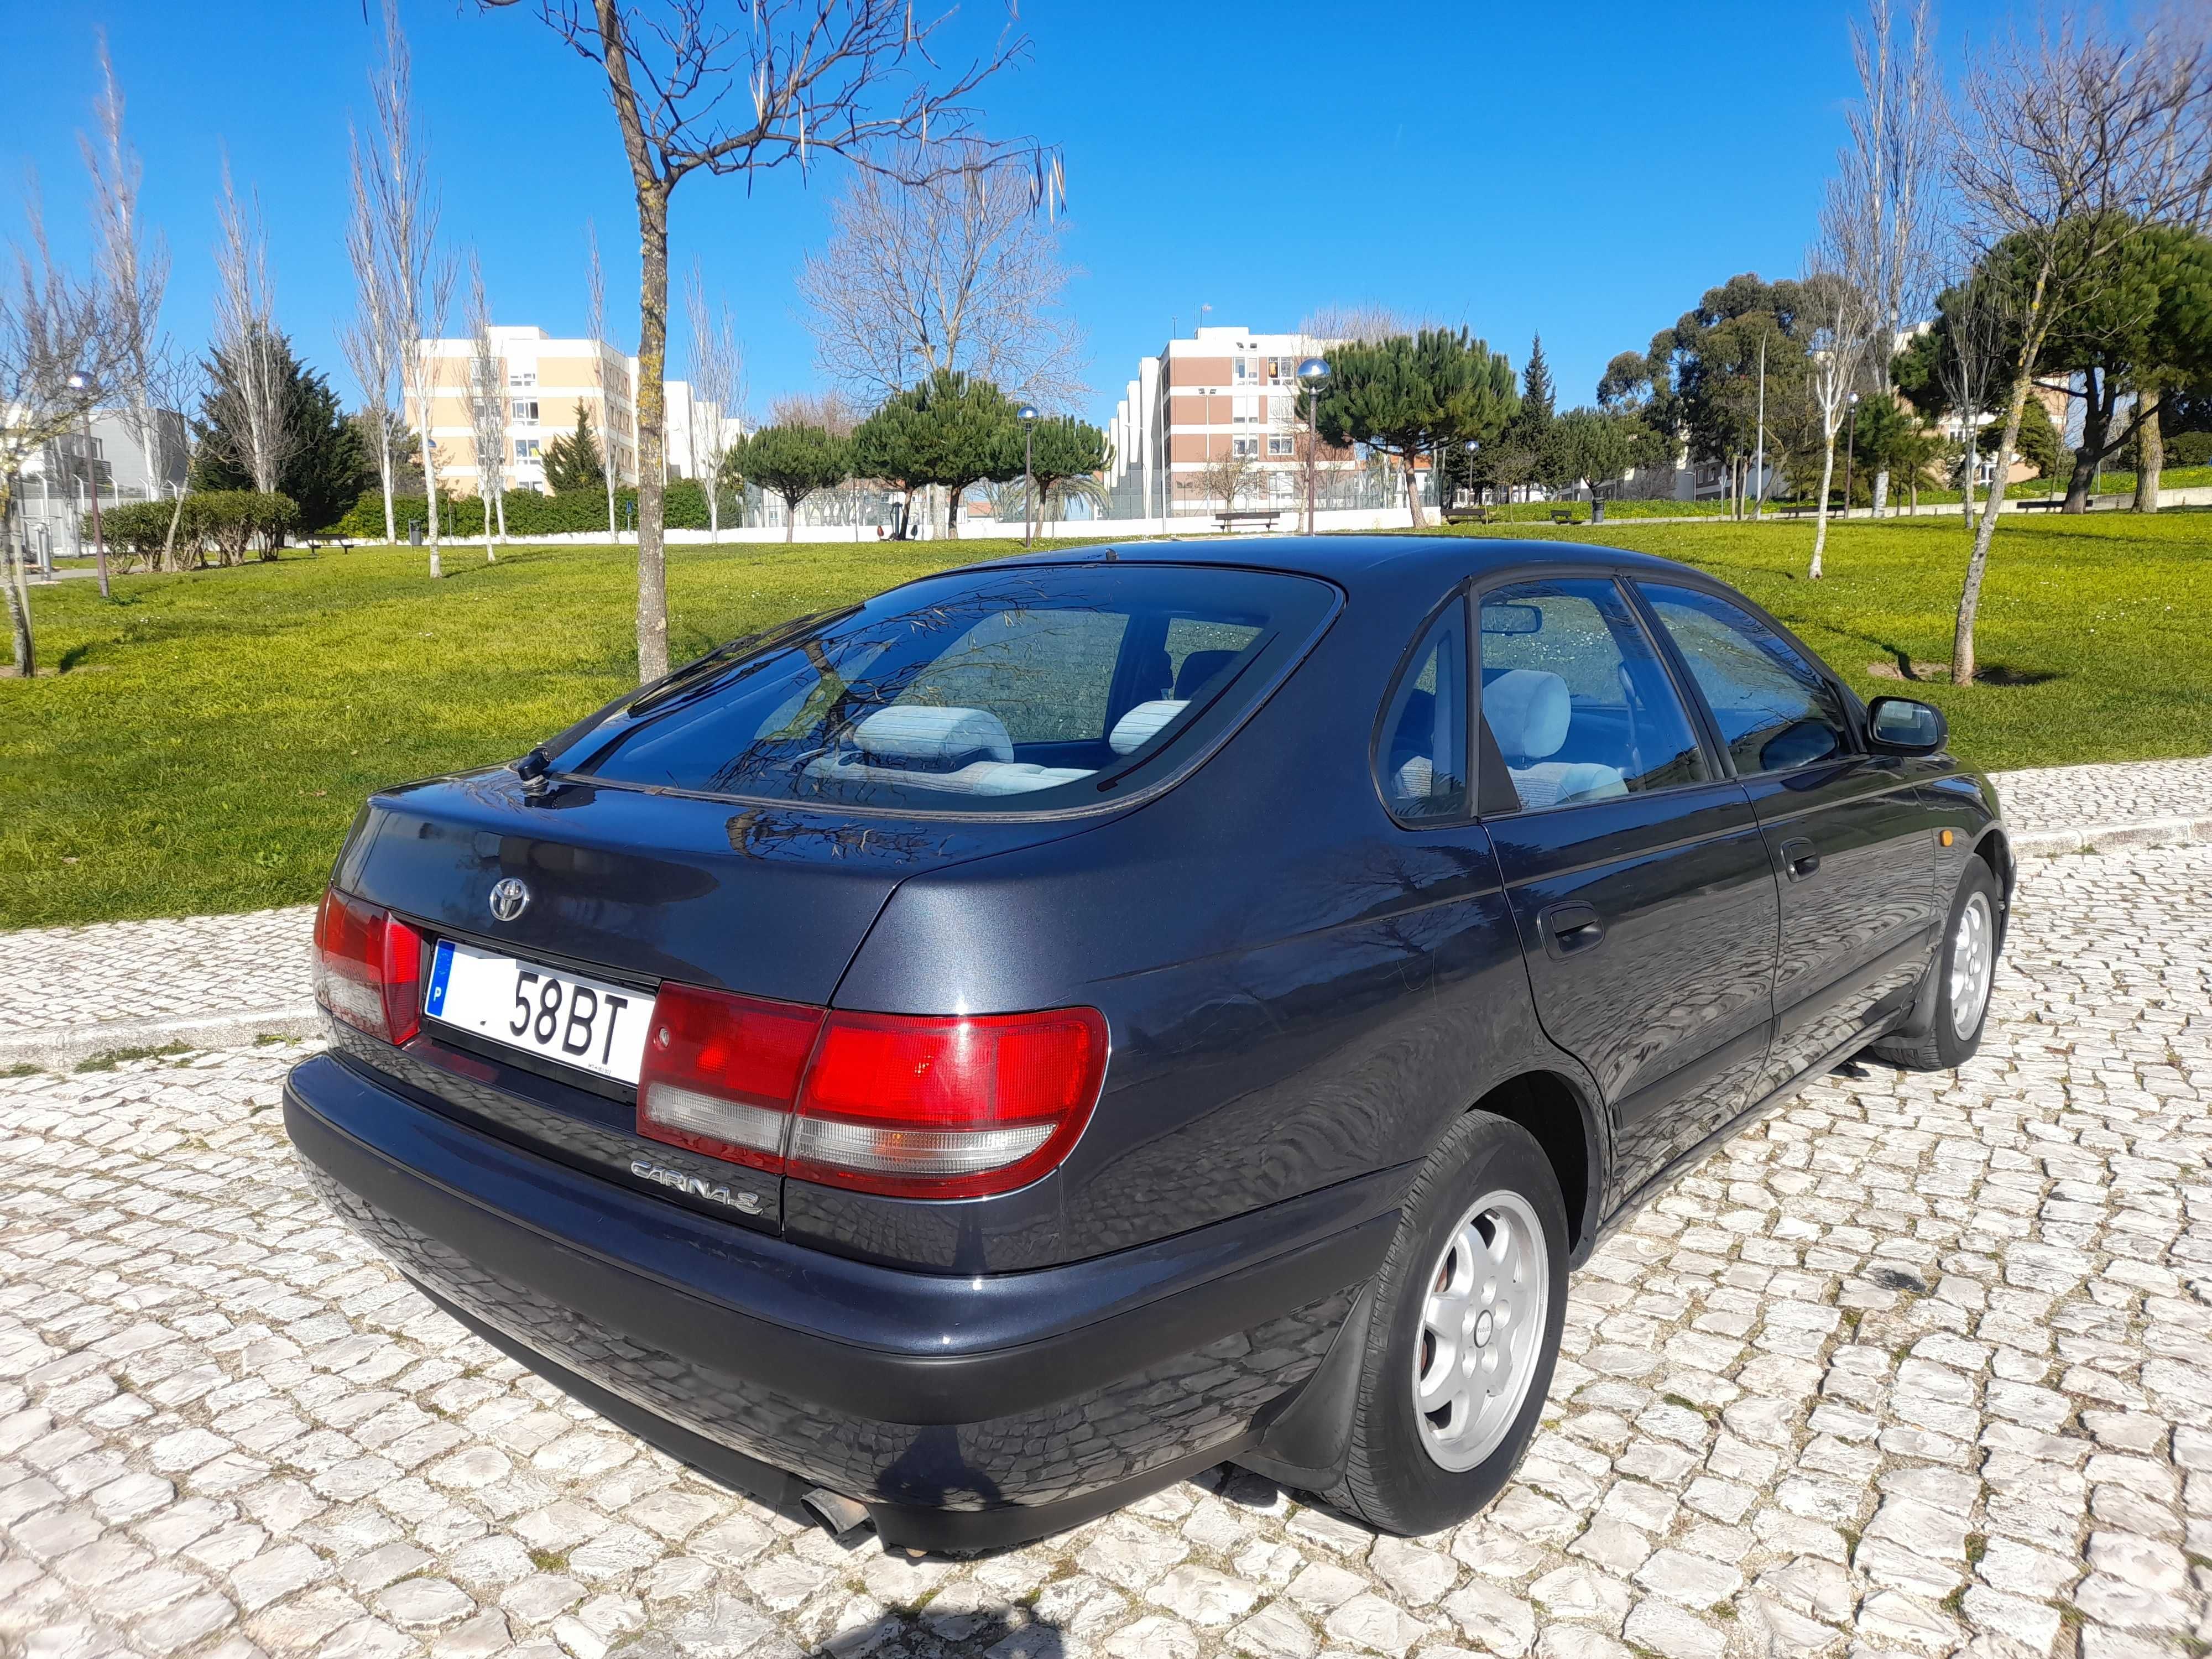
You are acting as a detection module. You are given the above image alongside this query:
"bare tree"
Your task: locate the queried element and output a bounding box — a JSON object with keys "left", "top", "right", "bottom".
{"left": 1841, "top": 0, "right": 1944, "bottom": 513}
{"left": 1933, "top": 275, "right": 2007, "bottom": 524}
{"left": 1806, "top": 191, "right": 1880, "bottom": 580}
{"left": 1298, "top": 304, "right": 1410, "bottom": 346}
{"left": 798, "top": 139, "right": 1082, "bottom": 406}
{"left": 465, "top": 255, "right": 507, "bottom": 561}
{"left": 341, "top": 127, "right": 402, "bottom": 544}
{"left": 81, "top": 32, "right": 173, "bottom": 596}
{"left": 476, "top": 0, "right": 1046, "bottom": 684}
{"left": 1947, "top": 12, "right": 2212, "bottom": 681}
{"left": 1, "top": 190, "right": 119, "bottom": 675}
{"left": 1197, "top": 448, "right": 1259, "bottom": 517}
{"left": 585, "top": 221, "right": 620, "bottom": 541}
{"left": 770, "top": 390, "right": 857, "bottom": 434}
{"left": 208, "top": 162, "right": 290, "bottom": 498}
{"left": 364, "top": 0, "right": 455, "bottom": 578}
{"left": 682, "top": 261, "right": 742, "bottom": 541}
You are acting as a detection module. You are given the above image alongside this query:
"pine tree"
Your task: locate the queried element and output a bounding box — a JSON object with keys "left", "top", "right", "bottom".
{"left": 1520, "top": 333, "right": 1556, "bottom": 426}
{"left": 191, "top": 329, "right": 372, "bottom": 531}
{"left": 542, "top": 404, "right": 608, "bottom": 495}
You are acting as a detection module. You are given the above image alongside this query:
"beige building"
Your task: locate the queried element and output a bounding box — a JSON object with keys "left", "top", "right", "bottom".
{"left": 406, "top": 325, "right": 731, "bottom": 495}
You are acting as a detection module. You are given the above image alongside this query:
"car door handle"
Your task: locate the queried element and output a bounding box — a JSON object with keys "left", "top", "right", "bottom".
{"left": 1537, "top": 901, "right": 1605, "bottom": 959}
{"left": 1778, "top": 837, "right": 1821, "bottom": 880}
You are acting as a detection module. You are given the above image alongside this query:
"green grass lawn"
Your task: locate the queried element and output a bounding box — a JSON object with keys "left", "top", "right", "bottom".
{"left": 4, "top": 513, "right": 2208, "bottom": 930}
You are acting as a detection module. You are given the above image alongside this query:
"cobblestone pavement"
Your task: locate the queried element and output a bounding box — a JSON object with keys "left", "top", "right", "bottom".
{"left": 1989, "top": 757, "right": 2212, "bottom": 840}
{"left": 3, "top": 841, "right": 2209, "bottom": 1659}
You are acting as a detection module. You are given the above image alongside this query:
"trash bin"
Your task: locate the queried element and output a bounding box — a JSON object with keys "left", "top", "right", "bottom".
{"left": 409, "top": 518, "right": 422, "bottom": 547}
{"left": 1592, "top": 498, "right": 1606, "bottom": 525}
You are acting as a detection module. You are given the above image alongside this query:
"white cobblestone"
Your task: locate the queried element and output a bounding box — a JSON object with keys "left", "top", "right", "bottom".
{"left": 3, "top": 841, "right": 2210, "bottom": 1657}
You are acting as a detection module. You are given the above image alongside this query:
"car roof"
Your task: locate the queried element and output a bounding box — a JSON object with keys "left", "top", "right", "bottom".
{"left": 958, "top": 534, "right": 1705, "bottom": 598}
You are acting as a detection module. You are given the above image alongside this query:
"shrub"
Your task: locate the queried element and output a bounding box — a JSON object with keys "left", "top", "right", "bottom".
{"left": 330, "top": 479, "right": 733, "bottom": 540}
{"left": 2163, "top": 429, "right": 2212, "bottom": 468}
{"left": 101, "top": 501, "right": 178, "bottom": 568}
{"left": 186, "top": 491, "right": 299, "bottom": 565}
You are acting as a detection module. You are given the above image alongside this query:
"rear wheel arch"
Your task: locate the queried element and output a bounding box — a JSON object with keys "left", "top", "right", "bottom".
{"left": 1463, "top": 1070, "right": 1602, "bottom": 1266}
{"left": 1972, "top": 826, "right": 2015, "bottom": 931}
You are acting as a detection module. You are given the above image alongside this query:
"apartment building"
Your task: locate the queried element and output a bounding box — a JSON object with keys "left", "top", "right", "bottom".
{"left": 406, "top": 325, "right": 731, "bottom": 495}
{"left": 1104, "top": 325, "right": 1362, "bottom": 518}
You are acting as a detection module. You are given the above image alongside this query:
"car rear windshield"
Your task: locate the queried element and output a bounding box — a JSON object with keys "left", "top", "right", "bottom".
{"left": 547, "top": 562, "right": 1338, "bottom": 814}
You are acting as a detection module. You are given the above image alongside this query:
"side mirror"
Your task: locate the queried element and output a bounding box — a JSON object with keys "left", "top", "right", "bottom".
{"left": 1867, "top": 695, "right": 1948, "bottom": 756}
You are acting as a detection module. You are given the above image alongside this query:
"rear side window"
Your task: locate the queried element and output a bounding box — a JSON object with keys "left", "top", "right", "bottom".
{"left": 1637, "top": 583, "right": 1853, "bottom": 775}
{"left": 1376, "top": 601, "right": 1470, "bottom": 822}
{"left": 551, "top": 564, "right": 1334, "bottom": 814}
{"left": 1479, "top": 579, "right": 1708, "bottom": 811}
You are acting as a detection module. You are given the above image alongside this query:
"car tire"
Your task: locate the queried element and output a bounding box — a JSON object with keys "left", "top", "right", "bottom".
{"left": 1870, "top": 860, "right": 2003, "bottom": 1072}
{"left": 1323, "top": 1110, "right": 1568, "bottom": 1537}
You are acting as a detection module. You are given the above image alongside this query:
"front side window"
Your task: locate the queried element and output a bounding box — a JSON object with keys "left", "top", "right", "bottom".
{"left": 1637, "top": 583, "right": 1853, "bottom": 775}
{"left": 550, "top": 564, "right": 1335, "bottom": 815}
{"left": 1478, "top": 578, "right": 1707, "bottom": 812}
{"left": 1376, "top": 602, "right": 1470, "bottom": 822}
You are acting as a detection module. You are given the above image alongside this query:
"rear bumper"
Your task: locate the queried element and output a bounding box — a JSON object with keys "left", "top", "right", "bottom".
{"left": 283, "top": 1052, "right": 1400, "bottom": 1549}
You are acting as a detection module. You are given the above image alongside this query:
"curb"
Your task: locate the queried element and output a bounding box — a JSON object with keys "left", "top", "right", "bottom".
{"left": 4, "top": 811, "right": 2207, "bottom": 1076}
{"left": 2, "top": 1005, "right": 320, "bottom": 1075}
{"left": 2011, "top": 815, "right": 2212, "bottom": 858}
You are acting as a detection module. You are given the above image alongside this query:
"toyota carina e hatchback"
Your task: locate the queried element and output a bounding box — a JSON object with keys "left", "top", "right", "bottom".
{"left": 285, "top": 535, "right": 2011, "bottom": 1551}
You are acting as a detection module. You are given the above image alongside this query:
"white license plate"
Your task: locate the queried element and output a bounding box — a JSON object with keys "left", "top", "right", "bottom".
{"left": 424, "top": 939, "right": 651, "bottom": 1084}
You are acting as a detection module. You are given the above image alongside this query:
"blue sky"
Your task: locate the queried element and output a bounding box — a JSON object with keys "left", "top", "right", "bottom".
{"left": 7, "top": 0, "right": 2017, "bottom": 426}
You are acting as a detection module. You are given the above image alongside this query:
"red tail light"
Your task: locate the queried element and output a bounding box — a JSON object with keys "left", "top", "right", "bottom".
{"left": 638, "top": 985, "right": 824, "bottom": 1173}
{"left": 633, "top": 990, "right": 1107, "bottom": 1200}
{"left": 313, "top": 888, "right": 424, "bottom": 1045}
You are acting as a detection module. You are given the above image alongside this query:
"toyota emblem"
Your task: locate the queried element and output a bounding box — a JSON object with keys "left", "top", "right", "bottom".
{"left": 488, "top": 878, "right": 530, "bottom": 922}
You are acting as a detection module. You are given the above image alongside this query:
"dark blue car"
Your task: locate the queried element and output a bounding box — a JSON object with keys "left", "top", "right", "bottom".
{"left": 286, "top": 536, "right": 2011, "bottom": 1551}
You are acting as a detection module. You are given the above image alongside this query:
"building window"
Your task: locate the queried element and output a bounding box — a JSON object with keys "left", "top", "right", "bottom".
{"left": 509, "top": 371, "right": 537, "bottom": 389}
{"left": 1234, "top": 357, "right": 1261, "bottom": 385}
{"left": 1232, "top": 436, "right": 1259, "bottom": 458}
{"left": 1268, "top": 435, "right": 1296, "bottom": 457}
{"left": 1232, "top": 395, "right": 1259, "bottom": 425}
{"left": 510, "top": 400, "right": 539, "bottom": 423}
{"left": 514, "top": 439, "right": 542, "bottom": 462}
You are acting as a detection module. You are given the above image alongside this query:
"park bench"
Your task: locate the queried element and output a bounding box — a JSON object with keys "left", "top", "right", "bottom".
{"left": 302, "top": 537, "right": 356, "bottom": 554}
{"left": 1212, "top": 509, "right": 1282, "bottom": 534}
{"left": 1442, "top": 505, "right": 1494, "bottom": 524}
{"left": 1549, "top": 508, "right": 1582, "bottom": 525}
{"left": 2014, "top": 497, "right": 2065, "bottom": 511}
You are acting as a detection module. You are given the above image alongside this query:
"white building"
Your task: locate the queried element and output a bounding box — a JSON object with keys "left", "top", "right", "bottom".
{"left": 407, "top": 326, "right": 734, "bottom": 495}
{"left": 9, "top": 408, "right": 187, "bottom": 564}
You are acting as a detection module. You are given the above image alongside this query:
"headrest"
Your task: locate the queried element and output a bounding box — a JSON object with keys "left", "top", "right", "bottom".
{"left": 1108, "top": 699, "right": 1187, "bottom": 755}
{"left": 851, "top": 705, "right": 1014, "bottom": 765}
{"left": 1174, "top": 650, "right": 1239, "bottom": 699}
{"left": 1483, "top": 669, "right": 1570, "bottom": 760}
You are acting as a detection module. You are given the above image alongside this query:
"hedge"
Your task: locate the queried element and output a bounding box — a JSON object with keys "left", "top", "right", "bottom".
{"left": 331, "top": 479, "right": 738, "bottom": 539}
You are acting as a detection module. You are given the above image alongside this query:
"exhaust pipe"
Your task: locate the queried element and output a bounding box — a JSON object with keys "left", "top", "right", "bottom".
{"left": 801, "top": 1487, "right": 872, "bottom": 1539}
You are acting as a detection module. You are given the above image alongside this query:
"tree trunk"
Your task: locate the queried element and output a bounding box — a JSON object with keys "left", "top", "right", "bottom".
{"left": 632, "top": 177, "right": 671, "bottom": 682}
{"left": 2134, "top": 396, "right": 2163, "bottom": 514}
{"left": 482, "top": 473, "right": 497, "bottom": 564}
{"left": 783, "top": 492, "right": 797, "bottom": 543}
{"left": 1960, "top": 433, "right": 1977, "bottom": 526}
{"left": 493, "top": 486, "right": 507, "bottom": 545}
{"left": 2061, "top": 369, "right": 2112, "bottom": 513}
{"left": 1809, "top": 433, "right": 1837, "bottom": 581}
{"left": 418, "top": 414, "right": 442, "bottom": 580}
{"left": 1872, "top": 466, "right": 1890, "bottom": 517}
{"left": 707, "top": 482, "right": 718, "bottom": 545}
{"left": 1405, "top": 448, "right": 1428, "bottom": 530}
{"left": 161, "top": 487, "right": 187, "bottom": 572}
{"left": 2, "top": 486, "right": 32, "bottom": 677}
{"left": 1955, "top": 370, "right": 2035, "bottom": 686}
{"left": 380, "top": 430, "right": 397, "bottom": 544}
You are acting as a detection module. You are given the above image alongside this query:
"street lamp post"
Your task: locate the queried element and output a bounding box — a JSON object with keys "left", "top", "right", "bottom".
{"left": 1843, "top": 392, "right": 1860, "bottom": 519}
{"left": 1018, "top": 404, "right": 1039, "bottom": 547}
{"left": 1296, "top": 357, "right": 1328, "bottom": 535}
{"left": 1463, "top": 440, "right": 1478, "bottom": 518}
{"left": 65, "top": 372, "right": 109, "bottom": 598}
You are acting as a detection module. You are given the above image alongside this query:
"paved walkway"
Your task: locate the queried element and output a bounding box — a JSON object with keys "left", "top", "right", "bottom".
{"left": 4, "top": 753, "right": 2209, "bottom": 1074}
{"left": 2, "top": 838, "right": 2208, "bottom": 1659}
